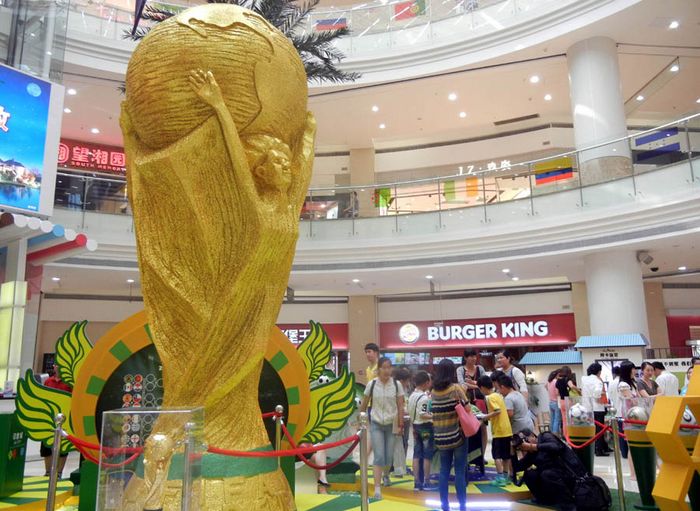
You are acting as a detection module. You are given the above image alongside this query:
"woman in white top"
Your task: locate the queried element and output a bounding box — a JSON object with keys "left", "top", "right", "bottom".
{"left": 359, "top": 357, "right": 405, "bottom": 500}
{"left": 616, "top": 361, "right": 638, "bottom": 478}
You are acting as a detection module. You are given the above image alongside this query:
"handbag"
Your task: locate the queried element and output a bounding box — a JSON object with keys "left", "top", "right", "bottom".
{"left": 455, "top": 388, "right": 481, "bottom": 437}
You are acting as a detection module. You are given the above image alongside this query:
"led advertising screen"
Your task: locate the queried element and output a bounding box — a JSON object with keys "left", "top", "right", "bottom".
{"left": 0, "top": 64, "right": 63, "bottom": 216}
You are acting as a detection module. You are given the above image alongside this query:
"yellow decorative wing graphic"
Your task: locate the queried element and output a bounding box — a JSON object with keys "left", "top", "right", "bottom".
{"left": 301, "top": 366, "right": 356, "bottom": 444}
{"left": 55, "top": 321, "right": 93, "bottom": 388}
{"left": 297, "top": 321, "right": 332, "bottom": 383}
{"left": 15, "top": 370, "right": 74, "bottom": 454}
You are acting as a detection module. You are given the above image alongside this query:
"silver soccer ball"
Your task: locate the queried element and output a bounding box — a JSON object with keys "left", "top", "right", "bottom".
{"left": 568, "top": 403, "right": 589, "bottom": 425}
{"left": 682, "top": 408, "right": 697, "bottom": 425}
{"left": 626, "top": 406, "right": 649, "bottom": 422}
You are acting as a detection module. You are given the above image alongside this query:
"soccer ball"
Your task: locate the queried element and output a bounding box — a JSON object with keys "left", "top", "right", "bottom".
{"left": 626, "top": 406, "right": 649, "bottom": 422}
{"left": 317, "top": 375, "right": 331, "bottom": 385}
{"left": 682, "top": 408, "right": 697, "bottom": 425}
{"left": 568, "top": 403, "right": 589, "bottom": 425}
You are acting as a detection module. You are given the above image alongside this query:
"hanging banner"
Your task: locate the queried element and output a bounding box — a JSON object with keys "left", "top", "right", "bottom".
{"left": 277, "top": 323, "right": 349, "bottom": 350}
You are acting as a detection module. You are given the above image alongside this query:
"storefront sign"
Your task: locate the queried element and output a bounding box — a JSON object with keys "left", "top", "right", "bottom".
{"left": 597, "top": 348, "right": 620, "bottom": 359}
{"left": 277, "top": 323, "right": 348, "bottom": 350}
{"left": 380, "top": 314, "right": 575, "bottom": 349}
{"left": 57, "top": 139, "right": 126, "bottom": 175}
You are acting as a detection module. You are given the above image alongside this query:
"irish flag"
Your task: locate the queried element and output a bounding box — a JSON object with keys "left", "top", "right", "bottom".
{"left": 394, "top": 0, "right": 426, "bottom": 20}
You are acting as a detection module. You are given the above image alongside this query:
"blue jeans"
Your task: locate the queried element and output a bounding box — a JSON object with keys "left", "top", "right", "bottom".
{"left": 370, "top": 422, "right": 395, "bottom": 467}
{"left": 439, "top": 440, "right": 467, "bottom": 511}
{"left": 549, "top": 400, "right": 562, "bottom": 435}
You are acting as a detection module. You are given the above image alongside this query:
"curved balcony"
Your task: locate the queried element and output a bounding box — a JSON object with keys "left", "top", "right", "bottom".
{"left": 63, "top": 0, "right": 641, "bottom": 80}
{"left": 51, "top": 114, "right": 700, "bottom": 268}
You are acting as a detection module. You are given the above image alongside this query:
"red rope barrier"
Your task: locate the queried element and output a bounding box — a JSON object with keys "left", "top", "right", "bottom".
{"left": 624, "top": 418, "right": 700, "bottom": 430}
{"left": 261, "top": 411, "right": 282, "bottom": 419}
{"left": 280, "top": 423, "right": 359, "bottom": 470}
{"left": 64, "top": 432, "right": 143, "bottom": 455}
{"left": 207, "top": 433, "right": 359, "bottom": 458}
{"left": 563, "top": 424, "right": 609, "bottom": 449}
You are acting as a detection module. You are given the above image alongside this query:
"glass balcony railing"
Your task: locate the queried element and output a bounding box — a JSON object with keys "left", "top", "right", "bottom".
{"left": 52, "top": 113, "right": 700, "bottom": 241}
{"left": 66, "top": 0, "right": 579, "bottom": 56}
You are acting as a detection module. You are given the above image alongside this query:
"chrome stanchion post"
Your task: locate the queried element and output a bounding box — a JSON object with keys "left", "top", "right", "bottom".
{"left": 275, "top": 405, "right": 284, "bottom": 469}
{"left": 359, "top": 412, "right": 369, "bottom": 511}
{"left": 181, "top": 422, "right": 195, "bottom": 511}
{"left": 607, "top": 407, "right": 627, "bottom": 511}
{"left": 46, "top": 413, "right": 65, "bottom": 511}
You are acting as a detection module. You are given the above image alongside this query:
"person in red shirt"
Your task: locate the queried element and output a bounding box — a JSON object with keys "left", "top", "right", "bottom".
{"left": 41, "top": 364, "right": 72, "bottom": 477}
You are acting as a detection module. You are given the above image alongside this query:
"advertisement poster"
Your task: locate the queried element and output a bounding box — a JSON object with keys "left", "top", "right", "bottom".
{"left": 0, "top": 65, "right": 52, "bottom": 212}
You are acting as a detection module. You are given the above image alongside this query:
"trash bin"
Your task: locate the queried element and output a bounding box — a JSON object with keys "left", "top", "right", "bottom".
{"left": 0, "top": 412, "right": 27, "bottom": 497}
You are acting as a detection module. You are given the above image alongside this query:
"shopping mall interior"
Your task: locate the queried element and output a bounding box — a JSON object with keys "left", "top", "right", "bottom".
{"left": 0, "top": 0, "right": 699, "bottom": 509}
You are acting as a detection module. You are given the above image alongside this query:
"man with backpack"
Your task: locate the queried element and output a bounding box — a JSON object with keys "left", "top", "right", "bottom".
{"left": 513, "top": 429, "right": 611, "bottom": 511}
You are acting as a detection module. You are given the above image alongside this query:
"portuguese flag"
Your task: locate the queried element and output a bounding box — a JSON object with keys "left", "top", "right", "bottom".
{"left": 394, "top": 0, "right": 426, "bottom": 20}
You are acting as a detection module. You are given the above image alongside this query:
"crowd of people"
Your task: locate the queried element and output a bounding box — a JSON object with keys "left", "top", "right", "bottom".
{"left": 359, "top": 344, "right": 537, "bottom": 510}
{"left": 358, "top": 343, "right": 694, "bottom": 510}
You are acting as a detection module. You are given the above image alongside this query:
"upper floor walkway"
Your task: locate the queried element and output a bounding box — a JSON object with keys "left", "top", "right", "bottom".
{"left": 50, "top": 114, "right": 700, "bottom": 271}
{"left": 63, "top": 0, "right": 642, "bottom": 81}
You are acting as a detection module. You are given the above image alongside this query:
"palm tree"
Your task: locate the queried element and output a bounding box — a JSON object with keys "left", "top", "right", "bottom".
{"left": 128, "top": 0, "right": 359, "bottom": 83}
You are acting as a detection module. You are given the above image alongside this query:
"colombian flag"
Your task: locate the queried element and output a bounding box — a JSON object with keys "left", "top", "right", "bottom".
{"left": 394, "top": 0, "right": 426, "bottom": 20}
{"left": 534, "top": 157, "right": 574, "bottom": 185}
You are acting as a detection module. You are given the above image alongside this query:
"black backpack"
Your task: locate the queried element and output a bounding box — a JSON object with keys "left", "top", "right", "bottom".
{"left": 554, "top": 437, "right": 611, "bottom": 511}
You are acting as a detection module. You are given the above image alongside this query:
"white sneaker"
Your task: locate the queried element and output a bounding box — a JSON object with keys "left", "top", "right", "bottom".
{"left": 373, "top": 488, "right": 382, "bottom": 500}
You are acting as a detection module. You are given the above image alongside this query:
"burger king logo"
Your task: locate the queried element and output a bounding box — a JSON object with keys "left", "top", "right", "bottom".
{"left": 399, "top": 323, "right": 420, "bottom": 344}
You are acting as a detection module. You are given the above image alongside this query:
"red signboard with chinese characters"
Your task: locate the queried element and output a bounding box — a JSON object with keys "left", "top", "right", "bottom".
{"left": 57, "top": 139, "right": 126, "bottom": 175}
{"left": 380, "top": 314, "right": 576, "bottom": 349}
{"left": 277, "top": 323, "right": 348, "bottom": 350}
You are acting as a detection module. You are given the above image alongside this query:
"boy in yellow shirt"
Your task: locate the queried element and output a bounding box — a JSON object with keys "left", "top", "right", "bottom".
{"left": 478, "top": 375, "right": 513, "bottom": 486}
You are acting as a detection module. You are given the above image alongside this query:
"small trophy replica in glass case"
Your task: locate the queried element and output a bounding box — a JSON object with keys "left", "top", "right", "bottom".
{"left": 96, "top": 407, "right": 204, "bottom": 511}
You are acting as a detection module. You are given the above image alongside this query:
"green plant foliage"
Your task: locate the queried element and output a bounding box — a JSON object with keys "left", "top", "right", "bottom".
{"left": 15, "top": 370, "right": 74, "bottom": 454}
{"left": 301, "top": 366, "right": 356, "bottom": 444}
{"left": 298, "top": 320, "right": 332, "bottom": 383}
{"left": 126, "top": 0, "right": 360, "bottom": 84}
{"left": 55, "top": 321, "right": 93, "bottom": 388}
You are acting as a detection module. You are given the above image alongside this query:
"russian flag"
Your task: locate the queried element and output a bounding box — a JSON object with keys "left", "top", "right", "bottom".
{"left": 315, "top": 17, "right": 348, "bottom": 31}
{"left": 634, "top": 127, "right": 682, "bottom": 164}
{"left": 534, "top": 157, "right": 574, "bottom": 185}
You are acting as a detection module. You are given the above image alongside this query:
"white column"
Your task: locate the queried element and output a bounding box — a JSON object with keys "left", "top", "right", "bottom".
{"left": 349, "top": 148, "right": 377, "bottom": 218}
{"left": 584, "top": 251, "right": 649, "bottom": 339}
{"left": 567, "top": 37, "right": 632, "bottom": 182}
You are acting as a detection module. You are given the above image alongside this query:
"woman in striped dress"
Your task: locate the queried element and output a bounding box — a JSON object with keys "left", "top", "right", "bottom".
{"left": 431, "top": 359, "right": 468, "bottom": 511}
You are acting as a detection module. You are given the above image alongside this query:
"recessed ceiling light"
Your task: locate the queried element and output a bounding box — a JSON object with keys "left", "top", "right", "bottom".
{"left": 544, "top": 94, "right": 552, "bottom": 101}
{"left": 425, "top": 275, "right": 433, "bottom": 279}
{"left": 511, "top": 276, "right": 520, "bottom": 281}
{"left": 352, "top": 278, "right": 360, "bottom": 283}
{"left": 91, "top": 128, "right": 100, "bottom": 134}
{"left": 67, "top": 88, "right": 77, "bottom": 95}
{"left": 447, "top": 92, "right": 457, "bottom": 101}
{"left": 636, "top": 95, "right": 645, "bottom": 101}
{"left": 668, "top": 20, "right": 679, "bottom": 29}
{"left": 529, "top": 75, "right": 540, "bottom": 84}
{"left": 459, "top": 111, "right": 467, "bottom": 118}
{"left": 678, "top": 266, "right": 687, "bottom": 271}
{"left": 501, "top": 268, "right": 510, "bottom": 273}
{"left": 371, "top": 105, "right": 379, "bottom": 112}
{"left": 63, "top": 107, "right": 71, "bottom": 113}
{"left": 379, "top": 123, "right": 386, "bottom": 129}
{"left": 697, "top": 98, "right": 700, "bottom": 104}
{"left": 51, "top": 277, "right": 60, "bottom": 282}
{"left": 127, "top": 278, "right": 135, "bottom": 283}
{"left": 670, "top": 64, "right": 679, "bottom": 72}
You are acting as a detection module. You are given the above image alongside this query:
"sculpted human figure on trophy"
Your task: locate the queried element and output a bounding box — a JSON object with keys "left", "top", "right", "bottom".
{"left": 120, "top": 4, "right": 316, "bottom": 509}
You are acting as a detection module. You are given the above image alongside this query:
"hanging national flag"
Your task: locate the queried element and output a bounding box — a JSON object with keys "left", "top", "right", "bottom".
{"left": 466, "top": 177, "right": 479, "bottom": 197}
{"left": 373, "top": 188, "right": 392, "bottom": 208}
{"left": 393, "top": 0, "right": 426, "bottom": 20}
{"left": 634, "top": 127, "right": 681, "bottom": 164}
{"left": 443, "top": 180, "right": 456, "bottom": 202}
{"left": 315, "top": 17, "right": 348, "bottom": 31}
{"left": 534, "top": 157, "right": 574, "bottom": 185}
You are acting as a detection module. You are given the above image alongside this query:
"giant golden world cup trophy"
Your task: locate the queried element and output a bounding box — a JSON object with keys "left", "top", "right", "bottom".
{"left": 120, "top": 4, "right": 315, "bottom": 509}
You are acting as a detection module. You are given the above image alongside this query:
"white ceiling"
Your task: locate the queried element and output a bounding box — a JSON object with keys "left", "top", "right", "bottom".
{"left": 60, "top": 0, "right": 700, "bottom": 152}
{"left": 50, "top": 0, "right": 700, "bottom": 297}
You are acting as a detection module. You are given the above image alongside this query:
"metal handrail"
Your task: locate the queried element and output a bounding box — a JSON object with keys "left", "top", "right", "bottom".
{"left": 55, "top": 113, "right": 699, "bottom": 194}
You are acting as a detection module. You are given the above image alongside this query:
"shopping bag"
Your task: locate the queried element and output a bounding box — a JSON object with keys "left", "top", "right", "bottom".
{"left": 455, "top": 402, "right": 480, "bottom": 437}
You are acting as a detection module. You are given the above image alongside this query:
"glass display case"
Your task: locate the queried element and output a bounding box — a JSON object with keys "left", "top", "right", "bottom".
{"left": 96, "top": 407, "right": 204, "bottom": 511}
